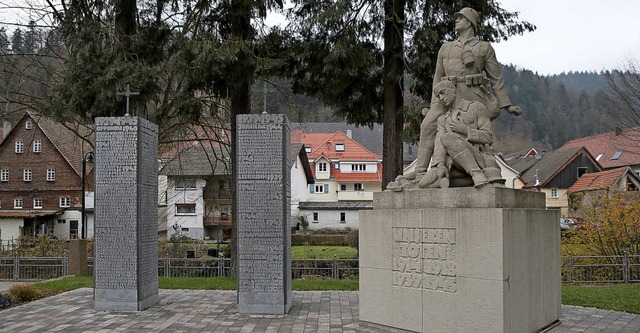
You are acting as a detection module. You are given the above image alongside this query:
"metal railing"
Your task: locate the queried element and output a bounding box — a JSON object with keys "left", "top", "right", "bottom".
{"left": 2, "top": 255, "right": 639, "bottom": 284}
{"left": 562, "top": 253, "right": 640, "bottom": 284}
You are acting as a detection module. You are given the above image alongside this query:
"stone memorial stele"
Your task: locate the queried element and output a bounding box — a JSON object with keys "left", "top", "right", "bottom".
{"left": 236, "top": 114, "right": 292, "bottom": 314}
{"left": 94, "top": 116, "right": 159, "bottom": 311}
{"left": 360, "top": 7, "right": 561, "bottom": 333}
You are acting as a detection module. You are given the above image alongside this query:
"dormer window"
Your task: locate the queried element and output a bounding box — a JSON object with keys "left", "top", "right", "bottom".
{"left": 336, "top": 144, "right": 345, "bottom": 152}
{"left": 25, "top": 120, "right": 33, "bottom": 130}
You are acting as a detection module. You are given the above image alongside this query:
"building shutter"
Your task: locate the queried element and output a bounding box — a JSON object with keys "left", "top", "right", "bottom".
{"left": 310, "top": 185, "right": 315, "bottom": 193}
{"left": 324, "top": 184, "right": 329, "bottom": 193}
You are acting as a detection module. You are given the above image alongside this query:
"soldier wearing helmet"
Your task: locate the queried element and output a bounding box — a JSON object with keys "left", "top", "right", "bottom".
{"left": 390, "top": 7, "right": 519, "bottom": 190}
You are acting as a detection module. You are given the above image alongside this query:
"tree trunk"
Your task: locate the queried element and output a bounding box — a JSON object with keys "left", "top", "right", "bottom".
{"left": 229, "top": 0, "right": 254, "bottom": 278}
{"left": 382, "top": 0, "right": 405, "bottom": 189}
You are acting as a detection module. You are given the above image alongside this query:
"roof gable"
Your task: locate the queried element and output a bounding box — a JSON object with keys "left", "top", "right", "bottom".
{"left": 520, "top": 147, "right": 601, "bottom": 188}
{"left": 303, "top": 131, "right": 380, "bottom": 162}
{"left": 0, "top": 112, "right": 94, "bottom": 176}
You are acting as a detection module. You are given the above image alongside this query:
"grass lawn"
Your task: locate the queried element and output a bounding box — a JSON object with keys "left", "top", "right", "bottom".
{"left": 562, "top": 284, "right": 640, "bottom": 314}
{"left": 31, "top": 277, "right": 640, "bottom": 314}
{"left": 291, "top": 246, "right": 358, "bottom": 259}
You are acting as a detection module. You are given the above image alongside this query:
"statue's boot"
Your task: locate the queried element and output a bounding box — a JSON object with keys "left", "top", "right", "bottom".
{"left": 483, "top": 167, "right": 505, "bottom": 185}
{"left": 452, "top": 149, "right": 488, "bottom": 188}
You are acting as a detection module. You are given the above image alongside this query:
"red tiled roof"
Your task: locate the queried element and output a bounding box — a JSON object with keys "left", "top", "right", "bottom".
{"left": 567, "top": 167, "right": 630, "bottom": 193}
{"left": 303, "top": 131, "right": 381, "bottom": 162}
{"left": 558, "top": 126, "right": 640, "bottom": 169}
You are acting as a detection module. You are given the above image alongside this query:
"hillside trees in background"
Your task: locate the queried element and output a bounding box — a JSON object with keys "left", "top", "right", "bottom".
{"left": 493, "top": 65, "right": 615, "bottom": 152}
{"left": 285, "top": 0, "right": 535, "bottom": 188}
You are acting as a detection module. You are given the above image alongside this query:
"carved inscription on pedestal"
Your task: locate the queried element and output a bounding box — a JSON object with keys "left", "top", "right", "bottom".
{"left": 392, "top": 228, "right": 457, "bottom": 293}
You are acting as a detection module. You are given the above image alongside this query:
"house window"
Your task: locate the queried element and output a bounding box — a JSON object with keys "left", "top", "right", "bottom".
{"left": 577, "top": 167, "right": 588, "bottom": 178}
{"left": 33, "top": 140, "right": 42, "bottom": 153}
{"left": 58, "top": 219, "right": 66, "bottom": 224}
{"left": 14, "top": 198, "right": 23, "bottom": 209}
{"left": 550, "top": 188, "right": 559, "bottom": 199}
{"left": 0, "top": 169, "right": 8, "bottom": 182}
{"left": 23, "top": 169, "right": 32, "bottom": 181}
{"left": 351, "top": 164, "right": 366, "bottom": 171}
{"left": 25, "top": 120, "right": 33, "bottom": 129}
{"left": 176, "top": 204, "right": 196, "bottom": 215}
{"left": 318, "top": 162, "right": 327, "bottom": 172}
{"left": 340, "top": 184, "right": 347, "bottom": 191}
{"left": 335, "top": 144, "right": 345, "bottom": 152}
{"left": 354, "top": 183, "right": 364, "bottom": 191}
{"left": 15, "top": 141, "right": 23, "bottom": 153}
{"left": 334, "top": 162, "right": 340, "bottom": 169}
{"left": 181, "top": 228, "right": 190, "bottom": 232}
{"left": 311, "top": 184, "right": 328, "bottom": 194}
{"left": 47, "top": 168, "right": 55, "bottom": 181}
{"left": 175, "top": 178, "right": 197, "bottom": 190}
{"left": 33, "top": 198, "right": 42, "bottom": 209}
{"left": 305, "top": 146, "right": 312, "bottom": 153}
{"left": 340, "top": 212, "right": 346, "bottom": 223}
{"left": 59, "top": 197, "right": 71, "bottom": 207}
{"left": 312, "top": 212, "right": 318, "bottom": 222}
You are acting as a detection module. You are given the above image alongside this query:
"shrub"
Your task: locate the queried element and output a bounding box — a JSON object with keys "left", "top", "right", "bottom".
{"left": 9, "top": 284, "right": 39, "bottom": 303}
{"left": 298, "top": 215, "right": 309, "bottom": 231}
{"left": 345, "top": 229, "right": 359, "bottom": 251}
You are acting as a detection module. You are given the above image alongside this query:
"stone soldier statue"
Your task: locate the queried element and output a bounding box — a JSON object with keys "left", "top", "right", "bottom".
{"left": 418, "top": 80, "right": 505, "bottom": 188}
{"left": 390, "top": 7, "right": 520, "bottom": 189}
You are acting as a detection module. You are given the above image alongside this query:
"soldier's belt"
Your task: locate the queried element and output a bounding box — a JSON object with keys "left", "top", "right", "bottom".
{"left": 442, "top": 74, "right": 486, "bottom": 86}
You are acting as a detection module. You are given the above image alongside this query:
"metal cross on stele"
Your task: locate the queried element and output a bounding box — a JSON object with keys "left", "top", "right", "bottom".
{"left": 116, "top": 84, "right": 140, "bottom": 117}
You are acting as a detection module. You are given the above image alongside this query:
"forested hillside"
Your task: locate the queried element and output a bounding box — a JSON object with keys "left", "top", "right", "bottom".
{"left": 251, "top": 68, "right": 617, "bottom": 153}
{"left": 492, "top": 66, "right": 614, "bottom": 152}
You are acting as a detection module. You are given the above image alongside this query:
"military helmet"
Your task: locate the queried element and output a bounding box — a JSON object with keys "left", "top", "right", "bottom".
{"left": 454, "top": 7, "right": 480, "bottom": 30}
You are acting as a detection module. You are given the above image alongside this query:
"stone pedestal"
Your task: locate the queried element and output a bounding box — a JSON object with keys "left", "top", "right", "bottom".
{"left": 359, "top": 187, "right": 561, "bottom": 333}
{"left": 236, "top": 114, "right": 291, "bottom": 314}
{"left": 68, "top": 239, "right": 88, "bottom": 276}
{"left": 93, "top": 117, "right": 159, "bottom": 311}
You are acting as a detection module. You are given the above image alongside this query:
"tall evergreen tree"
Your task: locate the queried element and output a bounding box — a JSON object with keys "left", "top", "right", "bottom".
{"left": 286, "top": 0, "right": 535, "bottom": 188}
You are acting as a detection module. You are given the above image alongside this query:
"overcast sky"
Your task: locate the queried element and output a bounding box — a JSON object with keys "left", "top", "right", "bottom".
{"left": 492, "top": 0, "right": 640, "bottom": 75}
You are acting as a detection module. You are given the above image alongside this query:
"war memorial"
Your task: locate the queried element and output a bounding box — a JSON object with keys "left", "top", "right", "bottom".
{"left": 358, "top": 7, "right": 561, "bottom": 333}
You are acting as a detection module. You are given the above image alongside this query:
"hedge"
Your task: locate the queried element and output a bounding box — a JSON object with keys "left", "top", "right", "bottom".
{"left": 291, "top": 234, "right": 349, "bottom": 246}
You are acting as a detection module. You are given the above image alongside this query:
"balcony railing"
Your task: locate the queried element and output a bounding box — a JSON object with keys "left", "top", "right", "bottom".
{"left": 203, "top": 216, "right": 232, "bottom": 226}
{"left": 337, "top": 191, "right": 373, "bottom": 201}
{"left": 203, "top": 188, "right": 232, "bottom": 200}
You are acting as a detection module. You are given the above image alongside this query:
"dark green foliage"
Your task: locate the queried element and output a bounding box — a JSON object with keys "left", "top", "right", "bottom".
{"left": 291, "top": 234, "right": 349, "bottom": 246}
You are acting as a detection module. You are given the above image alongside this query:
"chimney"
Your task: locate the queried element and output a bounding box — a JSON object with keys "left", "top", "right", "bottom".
{"left": 615, "top": 126, "right": 622, "bottom": 136}
{"left": 346, "top": 129, "right": 352, "bottom": 138}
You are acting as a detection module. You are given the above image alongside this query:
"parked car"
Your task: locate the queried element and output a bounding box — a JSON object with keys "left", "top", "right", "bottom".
{"left": 560, "top": 217, "right": 577, "bottom": 231}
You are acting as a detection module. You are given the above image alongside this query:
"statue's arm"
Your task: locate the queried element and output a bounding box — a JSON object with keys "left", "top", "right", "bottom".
{"left": 483, "top": 43, "right": 512, "bottom": 109}
{"left": 466, "top": 105, "right": 493, "bottom": 145}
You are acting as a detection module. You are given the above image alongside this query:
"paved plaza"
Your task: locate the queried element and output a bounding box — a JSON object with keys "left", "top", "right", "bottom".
{"left": 0, "top": 288, "right": 639, "bottom": 332}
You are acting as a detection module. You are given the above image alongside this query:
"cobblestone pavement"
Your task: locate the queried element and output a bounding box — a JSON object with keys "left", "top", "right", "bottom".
{"left": 0, "top": 288, "right": 638, "bottom": 332}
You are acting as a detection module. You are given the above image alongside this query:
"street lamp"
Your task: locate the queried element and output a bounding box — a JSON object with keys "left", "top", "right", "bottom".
{"left": 81, "top": 152, "right": 94, "bottom": 239}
